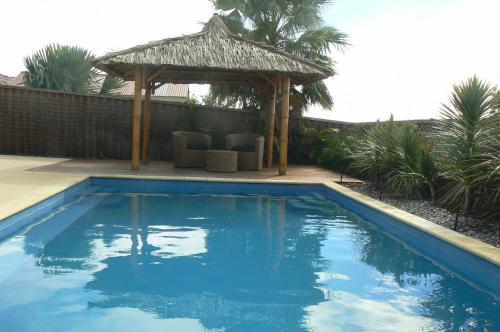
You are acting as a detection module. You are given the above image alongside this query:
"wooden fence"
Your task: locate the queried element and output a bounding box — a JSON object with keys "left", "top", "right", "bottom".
{"left": 0, "top": 85, "right": 350, "bottom": 161}
{"left": 0, "top": 85, "right": 435, "bottom": 161}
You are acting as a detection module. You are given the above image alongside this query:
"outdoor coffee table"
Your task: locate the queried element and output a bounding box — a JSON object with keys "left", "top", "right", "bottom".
{"left": 206, "top": 150, "right": 237, "bottom": 173}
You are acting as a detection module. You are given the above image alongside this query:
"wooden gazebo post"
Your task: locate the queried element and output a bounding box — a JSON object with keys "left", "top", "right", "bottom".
{"left": 265, "top": 83, "right": 277, "bottom": 168}
{"left": 142, "top": 82, "right": 152, "bottom": 164}
{"left": 279, "top": 75, "right": 290, "bottom": 176}
{"left": 131, "top": 66, "right": 143, "bottom": 171}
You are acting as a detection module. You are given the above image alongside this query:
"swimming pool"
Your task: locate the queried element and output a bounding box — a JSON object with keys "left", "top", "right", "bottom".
{"left": 0, "top": 178, "right": 498, "bottom": 331}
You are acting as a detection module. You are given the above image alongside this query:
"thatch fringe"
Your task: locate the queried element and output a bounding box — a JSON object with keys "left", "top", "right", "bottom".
{"left": 94, "top": 14, "right": 332, "bottom": 84}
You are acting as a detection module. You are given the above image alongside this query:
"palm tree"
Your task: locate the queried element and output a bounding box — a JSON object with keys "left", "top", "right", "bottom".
{"left": 472, "top": 111, "right": 500, "bottom": 219}
{"left": 208, "top": 0, "right": 348, "bottom": 114}
{"left": 24, "top": 44, "right": 123, "bottom": 95}
{"left": 97, "top": 74, "right": 125, "bottom": 95}
{"left": 492, "top": 88, "right": 500, "bottom": 113}
{"left": 434, "top": 76, "right": 498, "bottom": 215}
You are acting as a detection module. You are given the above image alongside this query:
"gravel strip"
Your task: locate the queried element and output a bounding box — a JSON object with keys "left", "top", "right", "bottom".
{"left": 342, "top": 183, "right": 499, "bottom": 248}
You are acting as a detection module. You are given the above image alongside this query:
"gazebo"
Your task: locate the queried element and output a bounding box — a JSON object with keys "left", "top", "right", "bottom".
{"left": 93, "top": 14, "right": 332, "bottom": 175}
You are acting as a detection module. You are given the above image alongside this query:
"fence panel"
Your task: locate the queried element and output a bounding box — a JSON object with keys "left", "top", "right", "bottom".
{"left": 1, "top": 85, "right": 422, "bottom": 161}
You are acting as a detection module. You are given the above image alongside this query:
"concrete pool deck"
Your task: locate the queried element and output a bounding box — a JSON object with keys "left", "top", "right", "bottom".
{"left": 1, "top": 154, "right": 499, "bottom": 267}
{"left": 0, "top": 155, "right": 360, "bottom": 221}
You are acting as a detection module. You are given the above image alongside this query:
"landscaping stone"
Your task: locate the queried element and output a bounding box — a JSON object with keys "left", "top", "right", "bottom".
{"left": 342, "top": 183, "right": 500, "bottom": 248}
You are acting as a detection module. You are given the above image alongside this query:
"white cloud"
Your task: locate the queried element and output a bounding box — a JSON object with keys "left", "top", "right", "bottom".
{"left": 307, "top": 0, "right": 500, "bottom": 122}
{"left": 304, "top": 290, "right": 440, "bottom": 332}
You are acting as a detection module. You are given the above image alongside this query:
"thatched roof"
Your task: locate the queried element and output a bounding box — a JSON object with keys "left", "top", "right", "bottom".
{"left": 93, "top": 14, "right": 333, "bottom": 85}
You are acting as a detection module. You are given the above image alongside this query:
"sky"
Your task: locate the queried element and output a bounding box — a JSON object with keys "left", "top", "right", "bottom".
{"left": 2, "top": 0, "right": 499, "bottom": 122}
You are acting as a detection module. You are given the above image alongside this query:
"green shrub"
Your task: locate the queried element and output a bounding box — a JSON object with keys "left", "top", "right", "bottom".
{"left": 387, "top": 123, "right": 438, "bottom": 202}
{"left": 348, "top": 117, "right": 437, "bottom": 200}
{"left": 349, "top": 117, "right": 400, "bottom": 190}
{"left": 310, "top": 128, "right": 353, "bottom": 173}
{"left": 177, "top": 100, "right": 209, "bottom": 134}
{"left": 288, "top": 125, "right": 317, "bottom": 163}
{"left": 306, "top": 77, "right": 498, "bottom": 219}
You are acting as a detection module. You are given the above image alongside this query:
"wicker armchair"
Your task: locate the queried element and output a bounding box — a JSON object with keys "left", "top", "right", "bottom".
{"left": 173, "top": 131, "right": 212, "bottom": 168}
{"left": 226, "top": 134, "right": 265, "bottom": 170}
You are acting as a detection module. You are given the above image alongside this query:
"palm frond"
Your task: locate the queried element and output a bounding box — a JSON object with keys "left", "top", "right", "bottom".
{"left": 434, "top": 75, "right": 497, "bottom": 213}
{"left": 24, "top": 44, "right": 97, "bottom": 94}
{"left": 208, "top": 0, "right": 348, "bottom": 112}
{"left": 98, "top": 75, "right": 125, "bottom": 95}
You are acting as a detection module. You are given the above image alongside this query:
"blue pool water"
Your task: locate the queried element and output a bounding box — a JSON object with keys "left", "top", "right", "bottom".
{"left": 0, "top": 178, "right": 498, "bottom": 331}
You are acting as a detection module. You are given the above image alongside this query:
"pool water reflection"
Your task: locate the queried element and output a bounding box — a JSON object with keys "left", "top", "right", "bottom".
{"left": 0, "top": 192, "right": 498, "bottom": 331}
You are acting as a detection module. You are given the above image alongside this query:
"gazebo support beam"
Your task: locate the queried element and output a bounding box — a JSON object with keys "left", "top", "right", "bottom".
{"left": 266, "top": 83, "right": 276, "bottom": 168}
{"left": 153, "top": 81, "right": 168, "bottom": 90}
{"left": 105, "top": 64, "right": 123, "bottom": 78}
{"left": 131, "top": 66, "right": 143, "bottom": 171}
{"left": 147, "top": 68, "right": 167, "bottom": 83}
{"left": 279, "top": 75, "right": 290, "bottom": 176}
{"left": 142, "top": 82, "right": 152, "bottom": 164}
{"left": 258, "top": 73, "right": 277, "bottom": 88}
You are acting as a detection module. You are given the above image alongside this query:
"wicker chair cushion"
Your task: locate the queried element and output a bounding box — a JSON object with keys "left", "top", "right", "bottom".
{"left": 187, "top": 143, "right": 209, "bottom": 150}
{"left": 231, "top": 145, "right": 255, "bottom": 152}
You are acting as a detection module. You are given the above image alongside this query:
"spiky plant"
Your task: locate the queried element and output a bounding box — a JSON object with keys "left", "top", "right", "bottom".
{"left": 24, "top": 44, "right": 123, "bottom": 95}
{"left": 471, "top": 112, "right": 500, "bottom": 219}
{"left": 310, "top": 128, "right": 354, "bottom": 173}
{"left": 387, "top": 123, "right": 438, "bottom": 202}
{"left": 97, "top": 75, "right": 125, "bottom": 95}
{"left": 349, "top": 116, "right": 399, "bottom": 191}
{"left": 348, "top": 118, "right": 438, "bottom": 201}
{"left": 434, "top": 76, "right": 498, "bottom": 214}
{"left": 24, "top": 44, "right": 96, "bottom": 93}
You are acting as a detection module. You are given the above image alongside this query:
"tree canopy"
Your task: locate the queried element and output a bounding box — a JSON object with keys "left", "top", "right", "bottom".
{"left": 24, "top": 44, "right": 123, "bottom": 95}
{"left": 207, "top": 0, "right": 348, "bottom": 114}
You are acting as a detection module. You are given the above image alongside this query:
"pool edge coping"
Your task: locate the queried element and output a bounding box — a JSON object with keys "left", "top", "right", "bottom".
{"left": 320, "top": 181, "right": 500, "bottom": 267}
{"left": 1, "top": 173, "right": 499, "bottom": 267}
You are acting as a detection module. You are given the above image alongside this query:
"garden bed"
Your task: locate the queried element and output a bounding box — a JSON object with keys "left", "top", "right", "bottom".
{"left": 342, "top": 183, "right": 500, "bottom": 248}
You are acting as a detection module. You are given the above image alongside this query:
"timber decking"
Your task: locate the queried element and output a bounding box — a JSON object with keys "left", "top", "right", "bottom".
{"left": 29, "top": 159, "right": 361, "bottom": 183}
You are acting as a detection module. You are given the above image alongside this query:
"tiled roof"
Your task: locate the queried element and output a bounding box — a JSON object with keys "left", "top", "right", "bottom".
{"left": 116, "top": 80, "right": 189, "bottom": 98}
{"left": 0, "top": 72, "right": 25, "bottom": 86}
{"left": 0, "top": 74, "right": 10, "bottom": 85}
{"left": 1, "top": 72, "right": 188, "bottom": 98}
